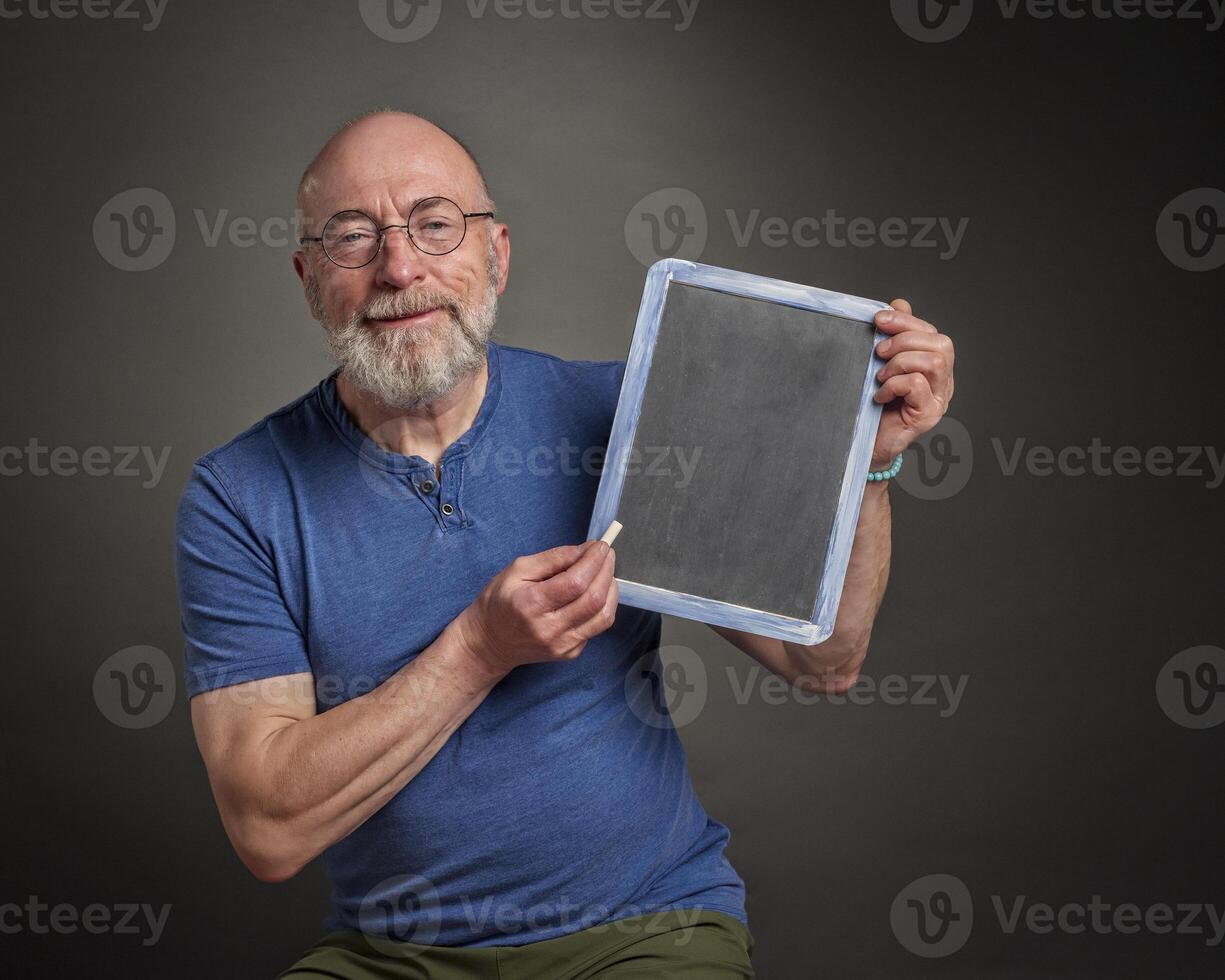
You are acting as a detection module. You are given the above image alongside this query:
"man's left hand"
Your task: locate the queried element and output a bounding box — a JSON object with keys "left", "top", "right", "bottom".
{"left": 869, "top": 298, "right": 955, "bottom": 469}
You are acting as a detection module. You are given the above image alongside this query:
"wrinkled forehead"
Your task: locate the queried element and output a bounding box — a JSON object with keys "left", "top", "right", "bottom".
{"left": 301, "top": 125, "right": 484, "bottom": 227}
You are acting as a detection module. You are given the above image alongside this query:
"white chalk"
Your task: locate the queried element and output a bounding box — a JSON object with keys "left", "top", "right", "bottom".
{"left": 600, "top": 520, "right": 623, "bottom": 547}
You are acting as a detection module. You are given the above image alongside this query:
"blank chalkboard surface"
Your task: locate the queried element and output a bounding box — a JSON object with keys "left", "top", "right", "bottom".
{"left": 588, "top": 260, "right": 888, "bottom": 644}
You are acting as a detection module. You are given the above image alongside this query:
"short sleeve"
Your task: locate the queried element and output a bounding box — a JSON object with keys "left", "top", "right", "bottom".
{"left": 586, "top": 358, "right": 627, "bottom": 430}
{"left": 175, "top": 460, "right": 312, "bottom": 698}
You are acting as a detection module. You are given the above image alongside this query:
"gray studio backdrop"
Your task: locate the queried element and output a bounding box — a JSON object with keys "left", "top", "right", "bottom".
{"left": 3, "top": 1, "right": 1223, "bottom": 977}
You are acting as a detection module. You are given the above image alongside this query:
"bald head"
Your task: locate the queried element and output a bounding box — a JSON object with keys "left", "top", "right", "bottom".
{"left": 297, "top": 110, "right": 495, "bottom": 231}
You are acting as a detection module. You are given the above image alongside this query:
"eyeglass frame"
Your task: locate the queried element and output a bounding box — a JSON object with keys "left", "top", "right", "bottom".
{"left": 299, "top": 196, "right": 496, "bottom": 268}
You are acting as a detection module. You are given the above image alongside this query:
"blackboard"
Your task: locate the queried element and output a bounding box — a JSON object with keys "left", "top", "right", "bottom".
{"left": 588, "top": 260, "right": 887, "bottom": 644}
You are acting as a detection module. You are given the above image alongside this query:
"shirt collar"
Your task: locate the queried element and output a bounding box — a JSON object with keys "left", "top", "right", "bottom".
{"left": 318, "top": 339, "right": 503, "bottom": 474}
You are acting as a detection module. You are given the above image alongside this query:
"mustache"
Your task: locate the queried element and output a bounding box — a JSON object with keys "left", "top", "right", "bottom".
{"left": 360, "top": 288, "right": 461, "bottom": 322}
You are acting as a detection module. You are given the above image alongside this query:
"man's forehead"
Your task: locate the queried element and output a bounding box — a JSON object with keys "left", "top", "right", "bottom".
{"left": 301, "top": 119, "right": 481, "bottom": 217}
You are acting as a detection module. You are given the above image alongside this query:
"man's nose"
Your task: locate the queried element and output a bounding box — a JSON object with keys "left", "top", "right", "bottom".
{"left": 373, "top": 226, "right": 429, "bottom": 291}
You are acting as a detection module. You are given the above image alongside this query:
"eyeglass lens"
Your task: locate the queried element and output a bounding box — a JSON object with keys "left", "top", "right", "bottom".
{"left": 321, "top": 197, "right": 470, "bottom": 266}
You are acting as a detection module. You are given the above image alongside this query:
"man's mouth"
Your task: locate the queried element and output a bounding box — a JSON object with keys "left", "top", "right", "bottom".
{"left": 366, "top": 307, "right": 442, "bottom": 329}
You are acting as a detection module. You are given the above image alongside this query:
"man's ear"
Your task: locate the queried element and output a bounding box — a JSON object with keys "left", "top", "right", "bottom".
{"left": 292, "top": 250, "right": 309, "bottom": 286}
{"left": 493, "top": 224, "right": 510, "bottom": 296}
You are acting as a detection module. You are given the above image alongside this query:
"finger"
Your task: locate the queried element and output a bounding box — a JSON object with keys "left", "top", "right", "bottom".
{"left": 876, "top": 350, "right": 950, "bottom": 393}
{"left": 516, "top": 542, "right": 591, "bottom": 582}
{"left": 873, "top": 372, "right": 939, "bottom": 418}
{"left": 875, "top": 330, "right": 954, "bottom": 366}
{"left": 535, "top": 540, "right": 611, "bottom": 611}
{"left": 599, "top": 572, "right": 620, "bottom": 623}
{"left": 873, "top": 308, "right": 936, "bottom": 336}
{"left": 890, "top": 297, "right": 912, "bottom": 316}
{"left": 550, "top": 549, "right": 617, "bottom": 643}
{"left": 563, "top": 563, "right": 621, "bottom": 651}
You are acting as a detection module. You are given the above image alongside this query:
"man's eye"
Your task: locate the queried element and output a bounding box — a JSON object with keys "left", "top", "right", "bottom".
{"left": 330, "top": 230, "right": 374, "bottom": 245}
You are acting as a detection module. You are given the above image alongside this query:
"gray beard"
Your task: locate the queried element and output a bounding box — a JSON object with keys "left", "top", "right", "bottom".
{"left": 309, "top": 241, "right": 499, "bottom": 411}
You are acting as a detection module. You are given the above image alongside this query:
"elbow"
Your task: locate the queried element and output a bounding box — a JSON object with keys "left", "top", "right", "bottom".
{"left": 789, "top": 638, "right": 870, "bottom": 696}
{"left": 815, "top": 667, "right": 861, "bottom": 696}
{"left": 249, "top": 861, "right": 303, "bottom": 885}
{"left": 792, "top": 666, "right": 861, "bottom": 697}
{"left": 244, "top": 849, "right": 305, "bottom": 884}
{"left": 228, "top": 814, "right": 311, "bottom": 884}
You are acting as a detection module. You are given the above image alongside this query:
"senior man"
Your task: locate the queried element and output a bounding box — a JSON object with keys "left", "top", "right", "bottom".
{"left": 175, "top": 109, "right": 955, "bottom": 978}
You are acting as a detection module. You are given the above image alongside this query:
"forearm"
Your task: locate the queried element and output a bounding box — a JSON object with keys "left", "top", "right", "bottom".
{"left": 224, "top": 621, "right": 506, "bottom": 879}
{"left": 783, "top": 480, "right": 893, "bottom": 682}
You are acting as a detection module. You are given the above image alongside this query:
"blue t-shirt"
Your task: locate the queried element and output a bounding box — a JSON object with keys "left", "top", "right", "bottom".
{"left": 175, "top": 340, "right": 747, "bottom": 947}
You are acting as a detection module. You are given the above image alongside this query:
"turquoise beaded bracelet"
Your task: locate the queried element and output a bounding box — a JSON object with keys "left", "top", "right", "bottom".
{"left": 867, "top": 453, "right": 904, "bottom": 482}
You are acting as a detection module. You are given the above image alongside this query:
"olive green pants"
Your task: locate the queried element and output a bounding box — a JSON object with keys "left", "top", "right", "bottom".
{"left": 277, "top": 909, "right": 754, "bottom": 979}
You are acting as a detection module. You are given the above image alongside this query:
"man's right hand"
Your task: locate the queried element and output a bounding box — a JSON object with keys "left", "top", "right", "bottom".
{"left": 455, "top": 539, "right": 619, "bottom": 675}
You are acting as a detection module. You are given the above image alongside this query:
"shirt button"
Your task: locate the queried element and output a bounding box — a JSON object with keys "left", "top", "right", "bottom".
{"left": 441, "top": 503, "right": 454, "bottom": 516}
{"left": 420, "top": 480, "right": 435, "bottom": 493}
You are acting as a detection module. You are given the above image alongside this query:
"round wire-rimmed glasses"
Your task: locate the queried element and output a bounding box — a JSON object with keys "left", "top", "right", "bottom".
{"left": 300, "top": 196, "right": 495, "bottom": 268}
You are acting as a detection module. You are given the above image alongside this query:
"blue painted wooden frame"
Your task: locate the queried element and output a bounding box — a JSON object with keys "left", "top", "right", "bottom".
{"left": 587, "top": 258, "right": 889, "bottom": 644}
